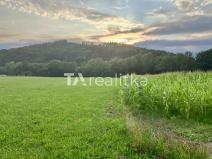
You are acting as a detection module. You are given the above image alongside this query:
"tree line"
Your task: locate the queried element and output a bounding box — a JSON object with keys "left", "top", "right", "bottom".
{"left": 0, "top": 41, "right": 211, "bottom": 77}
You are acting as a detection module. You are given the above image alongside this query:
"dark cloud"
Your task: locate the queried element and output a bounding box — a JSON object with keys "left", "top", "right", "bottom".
{"left": 90, "top": 14, "right": 212, "bottom": 41}
{"left": 145, "top": 15, "right": 212, "bottom": 35}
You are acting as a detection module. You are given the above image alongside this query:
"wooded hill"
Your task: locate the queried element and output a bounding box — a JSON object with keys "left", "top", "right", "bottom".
{"left": 0, "top": 40, "right": 211, "bottom": 76}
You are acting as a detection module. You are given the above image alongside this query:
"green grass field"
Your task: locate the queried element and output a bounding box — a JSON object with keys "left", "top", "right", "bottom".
{"left": 0, "top": 77, "right": 141, "bottom": 158}
{"left": 0, "top": 74, "right": 211, "bottom": 158}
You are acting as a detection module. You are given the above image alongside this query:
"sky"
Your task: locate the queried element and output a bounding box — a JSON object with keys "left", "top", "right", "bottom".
{"left": 0, "top": 0, "right": 212, "bottom": 53}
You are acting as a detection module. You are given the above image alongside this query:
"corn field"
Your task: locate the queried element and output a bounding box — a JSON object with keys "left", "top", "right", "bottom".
{"left": 121, "top": 72, "right": 212, "bottom": 122}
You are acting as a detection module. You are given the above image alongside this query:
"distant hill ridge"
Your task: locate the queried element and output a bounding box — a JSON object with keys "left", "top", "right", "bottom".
{"left": 0, "top": 40, "right": 172, "bottom": 64}
{"left": 0, "top": 40, "right": 211, "bottom": 76}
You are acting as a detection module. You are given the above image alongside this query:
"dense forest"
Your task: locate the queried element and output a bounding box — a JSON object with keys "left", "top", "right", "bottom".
{"left": 0, "top": 40, "right": 211, "bottom": 77}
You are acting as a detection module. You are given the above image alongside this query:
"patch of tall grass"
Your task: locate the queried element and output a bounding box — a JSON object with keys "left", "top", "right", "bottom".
{"left": 121, "top": 72, "right": 212, "bottom": 123}
{"left": 125, "top": 113, "right": 209, "bottom": 159}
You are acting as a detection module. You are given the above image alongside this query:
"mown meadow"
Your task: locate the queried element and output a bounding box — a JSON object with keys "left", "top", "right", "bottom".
{"left": 0, "top": 77, "right": 141, "bottom": 158}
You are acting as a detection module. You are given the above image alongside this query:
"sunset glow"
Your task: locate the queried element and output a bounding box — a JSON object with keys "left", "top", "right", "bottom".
{"left": 0, "top": 0, "right": 212, "bottom": 52}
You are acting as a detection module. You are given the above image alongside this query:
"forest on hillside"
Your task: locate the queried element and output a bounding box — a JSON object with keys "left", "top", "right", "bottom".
{"left": 0, "top": 40, "right": 211, "bottom": 77}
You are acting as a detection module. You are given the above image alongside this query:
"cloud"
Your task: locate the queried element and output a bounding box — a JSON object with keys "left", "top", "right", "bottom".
{"left": 145, "top": 15, "right": 212, "bottom": 35}
{"left": 174, "top": 0, "right": 202, "bottom": 11}
{"left": 112, "top": 0, "right": 130, "bottom": 11}
{"left": 0, "top": 0, "right": 111, "bottom": 21}
{"left": 0, "top": 33, "right": 33, "bottom": 43}
{"left": 147, "top": 7, "right": 170, "bottom": 17}
{"left": 0, "top": 33, "right": 20, "bottom": 41}
{"left": 205, "top": 0, "right": 212, "bottom": 5}
{"left": 0, "top": 0, "right": 137, "bottom": 31}
{"left": 107, "top": 25, "right": 121, "bottom": 33}
{"left": 0, "top": 0, "right": 211, "bottom": 52}
{"left": 169, "top": 0, "right": 212, "bottom": 16}
{"left": 90, "top": 14, "right": 212, "bottom": 42}
{"left": 90, "top": 26, "right": 145, "bottom": 42}
{"left": 0, "top": 27, "right": 6, "bottom": 31}
{"left": 0, "top": 32, "right": 86, "bottom": 44}
{"left": 88, "top": 13, "right": 212, "bottom": 46}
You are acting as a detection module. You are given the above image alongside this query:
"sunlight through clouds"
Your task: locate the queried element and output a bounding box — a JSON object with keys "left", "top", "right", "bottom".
{"left": 0, "top": 0, "right": 211, "bottom": 52}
